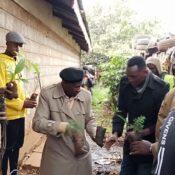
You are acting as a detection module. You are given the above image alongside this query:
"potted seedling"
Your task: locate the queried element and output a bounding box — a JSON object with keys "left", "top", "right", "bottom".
{"left": 66, "top": 120, "right": 88, "bottom": 156}
{"left": 6, "top": 50, "right": 40, "bottom": 100}
{"left": 104, "top": 115, "right": 145, "bottom": 150}
{"left": 126, "top": 115, "right": 146, "bottom": 142}
{"left": 116, "top": 114, "right": 145, "bottom": 142}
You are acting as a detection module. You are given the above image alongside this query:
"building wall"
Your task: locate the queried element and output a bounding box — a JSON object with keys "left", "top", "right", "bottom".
{"left": 0, "top": 0, "right": 82, "bottom": 159}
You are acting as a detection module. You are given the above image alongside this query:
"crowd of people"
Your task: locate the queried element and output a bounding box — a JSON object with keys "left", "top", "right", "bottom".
{"left": 0, "top": 31, "right": 97, "bottom": 175}
{"left": 1, "top": 30, "right": 175, "bottom": 175}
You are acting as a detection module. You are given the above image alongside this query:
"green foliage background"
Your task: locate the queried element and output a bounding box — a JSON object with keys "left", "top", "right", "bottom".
{"left": 100, "top": 55, "right": 127, "bottom": 111}
{"left": 92, "top": 84, "right": 112, "bottom": 132}
{"left": 82, "top": 0, "right": 161, "bottom": 64}
{"left": 84, "top": 0, "right": 162, "bottom": 134}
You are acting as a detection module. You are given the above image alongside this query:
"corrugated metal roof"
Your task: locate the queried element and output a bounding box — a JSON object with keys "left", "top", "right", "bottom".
{"left": 46, "top": 0, "right": 91, "bottom": 52}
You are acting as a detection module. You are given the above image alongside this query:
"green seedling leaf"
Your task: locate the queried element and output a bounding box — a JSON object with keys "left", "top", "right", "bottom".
{"left": 25, "top": 59, "right": 33, "bottom": 71}
{"left": 132, "top": 115, "right": 146, "bottom": 132}
{"left": 32, "top": 63, "right": 40, "bottom": 74}
{"left": 68, "top": 120, "right": 83, "bottom": 133}
{"left": 15, "top": 59, "right": 26, "bottom": 74}
{"left": 118, "top": 114, "right": 145, "bottom": 132}
{"left": 7, "top": 50, "right": 41, "bottom": 87}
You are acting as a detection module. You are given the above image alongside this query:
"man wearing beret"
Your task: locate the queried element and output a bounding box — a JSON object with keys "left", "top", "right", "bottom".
{"left": 32, "top": 67, "right": 97, "bottom": 175}
{"left": 0, "top": 31, "right": 37, "bottom": 175}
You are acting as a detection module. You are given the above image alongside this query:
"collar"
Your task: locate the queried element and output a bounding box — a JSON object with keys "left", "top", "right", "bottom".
{"left": 52, "top": 82, "right": 85, "bottom": 102}
{"left": 0, "top": 53, "right": 16, "bottom": 61}
{"left": 146, "top": 72, "right": 157, "bottom": 90}
{"left": 136, "top": 72, "right": 150, "bottom": 93}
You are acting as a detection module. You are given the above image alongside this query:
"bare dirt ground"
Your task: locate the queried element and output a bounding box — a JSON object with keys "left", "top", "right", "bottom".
{"left": 91, "top": 137, "right": 122, "bottom": 175}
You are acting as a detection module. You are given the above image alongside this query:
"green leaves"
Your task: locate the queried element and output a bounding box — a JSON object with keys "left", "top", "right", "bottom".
{"left": 8, "top": 49, "right": 40, "bottom": 84}
{"left": 68, "top": 120, "right": 83, "bottom": 133}
{"left": 132, "top": 116, "right": 146, "bottom": 132}
{"left": 32, "top": 63, "right": 40, "bottom": 74}
{"left": 83, "top": 0, "right": 161, "bottom": 64}
{"left": 15, "top": 59, "right": 26, "bottom": 74}
{"left": 118, "top": 114, "right": 145, "bottom": 132}
{"left": 25, "top": 60, "right": 40, "bottom": 75}
{"left": 101, "top": 55, "right": 127, "bottom": 111}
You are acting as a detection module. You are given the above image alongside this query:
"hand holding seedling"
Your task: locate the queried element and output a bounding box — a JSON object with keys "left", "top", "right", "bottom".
{"left": 23, "top": 98, "right": 37, "bottom": 108}
{"left": 66, "top": 120, "right": 83, "bottom": 135}
{"left": 129, "top": 140, "right": 152, "bottom": 155}
{"left": 125, "top": 130, "right": 143, "bottom": 142}
{"left": 23, "top": 93, "right": 38, "bottom": 108}
{"left": 6, "top": 50, "right": 40, "bottom": 100}
{"left": 66, "top": 120, "right": 87, "bottom": 156}
{"left": 125, "top": 116, "right": 146, "bottom": 142}
{"left": 30, "top": 93, "right": 38, "bottom": 101}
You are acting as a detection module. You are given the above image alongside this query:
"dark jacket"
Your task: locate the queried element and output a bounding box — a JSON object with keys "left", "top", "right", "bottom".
{"left": 112, "top": 73, "right": 169, "bottom": 162}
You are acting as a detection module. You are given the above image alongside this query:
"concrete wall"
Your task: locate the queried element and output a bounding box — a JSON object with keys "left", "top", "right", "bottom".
{"left": 0, "top": 0, "right": 82, "bottom": 159}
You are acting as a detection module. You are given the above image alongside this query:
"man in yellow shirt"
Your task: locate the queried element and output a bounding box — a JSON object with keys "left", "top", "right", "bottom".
{"left": 0, "top": 31, "right": 37, "bottom": 175}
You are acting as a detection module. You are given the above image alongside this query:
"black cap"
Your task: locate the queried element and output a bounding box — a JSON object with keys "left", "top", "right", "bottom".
{"left": 60, "top": 67, "right": 84, "bottom": 83}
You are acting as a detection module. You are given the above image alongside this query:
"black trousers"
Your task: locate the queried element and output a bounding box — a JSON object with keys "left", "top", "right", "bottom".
{"left": 2, "top": 118, "right": 25, "bottom": 175}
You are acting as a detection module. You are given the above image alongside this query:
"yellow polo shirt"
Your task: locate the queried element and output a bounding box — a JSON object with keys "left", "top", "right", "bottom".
{"left": 0, "top": 53, "right": 27, "bottom": 120}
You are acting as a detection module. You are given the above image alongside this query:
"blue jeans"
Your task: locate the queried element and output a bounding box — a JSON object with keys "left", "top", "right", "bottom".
{"left": 120, "top": 153, "right": 152, "bottom": 175}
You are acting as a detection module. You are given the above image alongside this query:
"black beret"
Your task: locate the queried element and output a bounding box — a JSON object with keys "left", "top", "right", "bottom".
{"left": 60, "top": 67, "right": 84, "bottom": 83}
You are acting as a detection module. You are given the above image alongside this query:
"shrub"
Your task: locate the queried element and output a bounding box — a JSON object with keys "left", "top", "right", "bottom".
{"left": 92, "top": 84, "right": 112, "bottom": 132}
{"left": 92, "top": 85, "right": 109, "bottom": 110}
{"left": 100, "top": 55, "right": 127, "bottom": 111}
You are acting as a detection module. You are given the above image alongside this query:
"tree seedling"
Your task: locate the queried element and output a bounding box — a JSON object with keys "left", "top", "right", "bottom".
{"left": 126, "top": 115, "right": 146, "bottom": 142}
{"left": 66, "top": 120, "right": 87, "bottom": 156}
{"left": 68, "top": 120, "right": 83, "bottom": 133}
{"left": 118, "top": 114, "right": 146, "bottom": 142}
{"left": 131, "top": 115, "right": 146, "bottom": 132}
{"left": 6, "top": 49, "right": 40, "bottom": 100}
